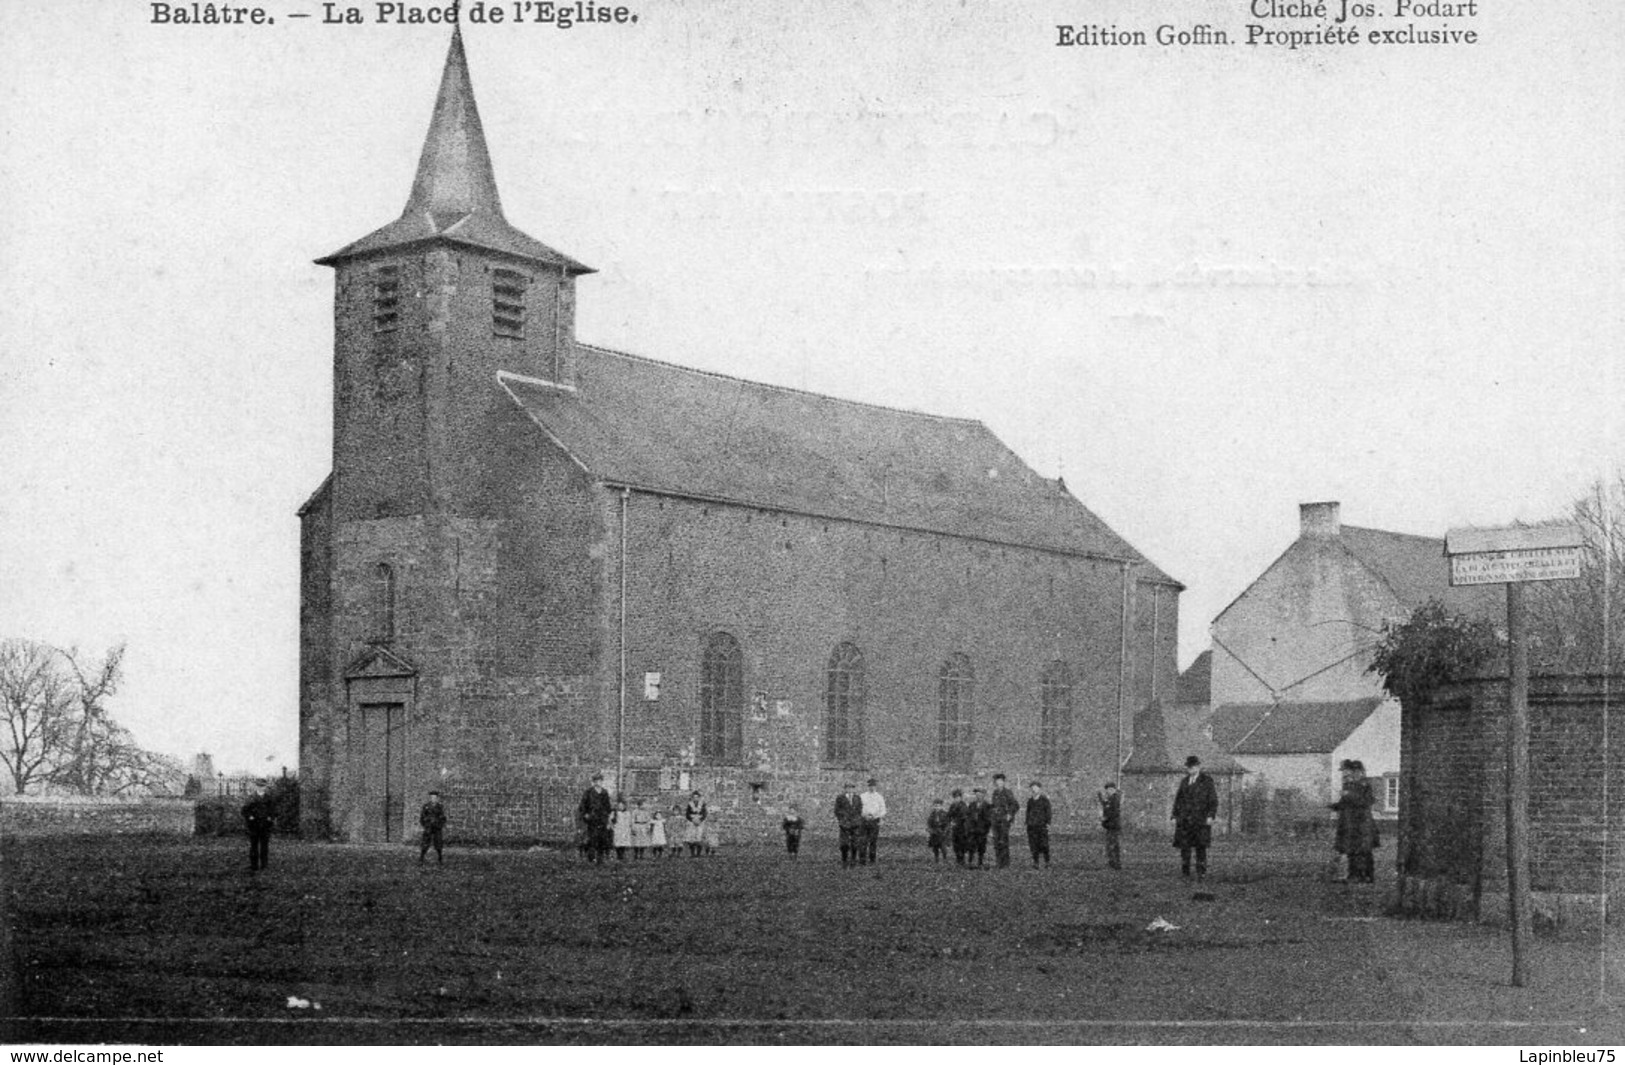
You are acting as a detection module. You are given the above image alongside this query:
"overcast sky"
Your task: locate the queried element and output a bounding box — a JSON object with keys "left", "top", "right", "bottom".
{"left": 1, "top": 0, "right": 1619, "bottom": 773}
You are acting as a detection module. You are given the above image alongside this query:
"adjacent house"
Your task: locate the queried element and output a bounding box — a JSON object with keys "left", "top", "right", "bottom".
{"left": 1206, "top": 501, "right": 1499, "bottom": 827}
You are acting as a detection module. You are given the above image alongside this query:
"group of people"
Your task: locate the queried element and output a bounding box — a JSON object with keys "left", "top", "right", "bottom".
{"left": 242, "top": 756, "right": 1377, "bottom": 884}
{"left": 918, "top": 774, "right": 1054, "bottom": 868}
{"left": 577, "top": 773, "right": 719, "bottom": 862}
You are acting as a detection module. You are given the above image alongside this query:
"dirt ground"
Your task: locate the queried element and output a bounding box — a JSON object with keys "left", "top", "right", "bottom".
{"left": 3, "top": 832, "right": 1623, "bottom": 1045}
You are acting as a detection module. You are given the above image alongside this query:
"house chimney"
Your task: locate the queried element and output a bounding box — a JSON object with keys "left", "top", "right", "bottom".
{"left": 1299, "top": 501, "right": 1341, "bottom": 539}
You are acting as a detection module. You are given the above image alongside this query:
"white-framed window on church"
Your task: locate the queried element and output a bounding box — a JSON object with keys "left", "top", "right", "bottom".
{"left": 700, "top": 632, "right": 744, "bottom": 764}
{"left": 492, "top": 268, "right": 527, "bottom": 338}
{"left": 372, "top": 562, "right": 395, "bottom": 644}
{"left": 372, "top": 263, "right": 401, "bottom": 334}
{"left": 1039, "top": 661, "right": 1073, "bottom": 771}
{"left": 824, "top": 643, "right": 865, "bottom": 766}
{"left": 937, "top": 654, "right": 974, "bottom": 771}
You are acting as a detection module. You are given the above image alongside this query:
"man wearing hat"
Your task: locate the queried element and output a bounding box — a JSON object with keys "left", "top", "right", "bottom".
{"left": 1170, "top": 755, "right": 1219, "bottom": 880}
{"left": 834, "top": 782, "right": 865, "bottom": 867}
{"left": 988, "top": 772, "right": 1021, "bottom": 868}
{"left": 859, "top": 777, "right": 887, "bottom": 865}
{"left": 579, "top": 772, "right": 613, "bottom": 864}
{"left": 419, "top": 789, "right": 447, "bottom": 863}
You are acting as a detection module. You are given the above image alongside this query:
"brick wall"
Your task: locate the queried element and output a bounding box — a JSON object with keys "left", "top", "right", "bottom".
{"left": 0, "top": 796, "right": 196, "bottom": 838}
{"left": 611, "top": 489, "right": 1179, "bottom": 842}
{"left": 1397, "top": 675, "right": 1625, "bottom": 926}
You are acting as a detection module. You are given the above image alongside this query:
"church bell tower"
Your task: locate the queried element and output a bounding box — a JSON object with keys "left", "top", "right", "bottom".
{"left": 316, "top": 28, "right": 593, "bottom": 522}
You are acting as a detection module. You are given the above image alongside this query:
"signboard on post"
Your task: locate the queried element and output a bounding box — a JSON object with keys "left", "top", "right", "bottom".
{"left": 1446, "top": 524, "right": 1584, "bottom": 585}
{"left": 1443, "top": 521, "right": 1583, "bottom": 989}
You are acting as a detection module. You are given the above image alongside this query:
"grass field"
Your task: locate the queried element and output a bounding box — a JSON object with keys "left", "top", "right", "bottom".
{"left": 3, "top": 832, "right": 1623, "bottom": 1045}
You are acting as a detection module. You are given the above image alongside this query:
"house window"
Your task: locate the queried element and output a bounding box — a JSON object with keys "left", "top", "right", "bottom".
{"left": 493, "top": 268, "right": 527, "bottom": 338}
{"left": 372, "top": 263, "right": 401, "bottom": 333}
{"left": 1039, "top": 661, "right": 1073, "bottom": 771}
{"left": 700, "top": 632, "right": 744, "bottom": 764}
{"left": 1384, "top": 775, "right": 1400, "bottom": 812}
{"left": 937, "top": 654, "right": 974, "bottom": 771}
{"left": 371, "top": 562, "right": 395, "bottom": 643}
{"left": 824, "top": 643, "right": 864, "bottom": 766}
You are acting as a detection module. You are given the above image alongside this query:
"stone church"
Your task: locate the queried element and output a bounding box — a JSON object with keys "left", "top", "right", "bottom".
{"left": 298, "top": 31, "right": 1182, "bottom": 844}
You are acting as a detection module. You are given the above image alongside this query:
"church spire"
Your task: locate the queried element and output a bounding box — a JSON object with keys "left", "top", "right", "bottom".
{"left": 317, "top": 29, "right": 591, "bottom": 273}
{"left": 405, "top": 25, "right": 503, "bottom": 224}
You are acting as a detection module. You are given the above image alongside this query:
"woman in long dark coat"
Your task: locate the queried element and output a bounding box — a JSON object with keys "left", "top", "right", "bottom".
{"left": 1331, "top": 759, "right": 1380, "bottom": 882}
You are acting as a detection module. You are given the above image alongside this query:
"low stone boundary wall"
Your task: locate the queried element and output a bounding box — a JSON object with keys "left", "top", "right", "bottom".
{"left": 0, "top": 795, "right": 196, "bottom": 837}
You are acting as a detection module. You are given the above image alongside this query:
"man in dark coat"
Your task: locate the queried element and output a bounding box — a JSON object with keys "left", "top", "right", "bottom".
{"left": 1171, "top": 755, "right": 1219, "bottom": 880}
{"left": 989, "top": 773, "right": 1021, "bottom": 868}
{"left": 579, "top": 772, "right": 613, "bottom": 863}
{"left": 834, "top": 783, "right": 864, "bottom": 867}
{"left": 242, "top": 782, "right": 274, "bottom": 873}
{"left": 1025, "top": 781, "right": 1052, "bottom": 867}
{"left": 419, "top": 789, "right": 447, "bottom": 863}
{"left": 966, "top": 787, "right": 992, "bottom": 867}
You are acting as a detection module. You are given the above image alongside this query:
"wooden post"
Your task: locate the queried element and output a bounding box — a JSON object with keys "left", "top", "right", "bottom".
{"left": 1507, "top": 579, "right": 1533, "bottom": 987}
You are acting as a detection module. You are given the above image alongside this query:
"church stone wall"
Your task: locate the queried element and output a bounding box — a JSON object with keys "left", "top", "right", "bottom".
{"left": 608, "top": 489, "right": 1179, "bottom": 846}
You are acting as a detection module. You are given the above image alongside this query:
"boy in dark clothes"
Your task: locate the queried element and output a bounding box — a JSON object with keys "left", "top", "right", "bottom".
{"left": 947, "top": 788, "right": 969, "bottom": 865}
{"left": 967, "top": 787, "right": 992, "bottom": 867}
{"left": 782, "top": 804, "right": 804, "bottom": 859}
{"left": 242, "top": 782, "right": 274, "bottom": 873}
{"left": 926, "top": 798, "right": 950, "bottom": 862}
{"left": 419, "top": 789, "right": 447, "bottom": 863}
{"left": 1098, "top": 781, "right": 1122, "bottom": 870}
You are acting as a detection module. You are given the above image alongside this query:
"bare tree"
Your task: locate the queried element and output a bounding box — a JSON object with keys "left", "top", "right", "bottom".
{"left": 1528, "top": 473, "right": 1625, "bottom": 674}
{"left": 0, "top": 639, "right": 176, "bottom": 796}
{"left": 0, "top": 638, "right": 75, "bottom": 794}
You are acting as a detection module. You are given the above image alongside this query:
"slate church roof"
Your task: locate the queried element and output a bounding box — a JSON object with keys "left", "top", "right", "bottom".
{"left": 316, "top": 28, "right": 591, "bottom": 273}
{"left": 502, "top": 353, "right": 1179, "bottom": 580}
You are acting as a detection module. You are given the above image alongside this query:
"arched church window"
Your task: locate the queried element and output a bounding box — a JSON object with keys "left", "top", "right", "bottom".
{"left": 700, "top": 632, "right": 744, "bottom": 764}
{"left": 372, "top": 563, "right": 395, "bottom": 643}
{"left": 937, "top": 654, "right": 974, "bottom": 771}
{"left": 824, "top": 643, "right": 865, "bottom": 766}
{"left": 1040, "top": 661, "right": 1073, "bottom": 771}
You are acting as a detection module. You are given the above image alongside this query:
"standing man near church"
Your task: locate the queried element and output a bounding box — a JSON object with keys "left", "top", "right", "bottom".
{"left": 419, "top": 789, "right": 447, "bottom": 863}
{"left": 989, "top": 773, "right": 1021, "bottom": 868}
{"left": 579, "top": 772, "right": 613, "bottom": 864}
{"left": 859, "top": 777, "right": 887, "bottom": 865}
{"left": 1171, "top": 755, "right": 1219, "bottom": 880}
{"left": 1025, "top": 781, "right": 1053, "bottom": 867}
{"left": 834, "top": 782, "right": 865, "bottom": 867}
{"left": 242, "top": 781, "right": 274, "bottom": 873}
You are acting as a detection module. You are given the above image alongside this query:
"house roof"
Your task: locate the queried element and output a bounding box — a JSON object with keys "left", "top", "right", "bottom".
{"left": 317, "top": 30, "right": 591, "bottom": 273}
{"left": 1214, "top": 521, "right": 1504, "bottom": 627}
{"left": 1339, "top": 525, "right": 1502, "bottom": 619}
{"left": 1122, "top": 698, "right": 1244, "bottom": 775}
{"left": 500, "top": 348, "right": 1180, "bottom": 580}
{"left": 1175, "top": 650, "right": 1211, "bottom": 705}
{"left": 1210, "top": 698, "right": 1384, "bottom": 755}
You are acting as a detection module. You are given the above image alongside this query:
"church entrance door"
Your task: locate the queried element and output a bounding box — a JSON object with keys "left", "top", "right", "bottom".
{"left": 358, "top": 702, "right": 405, "bottom": 842}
